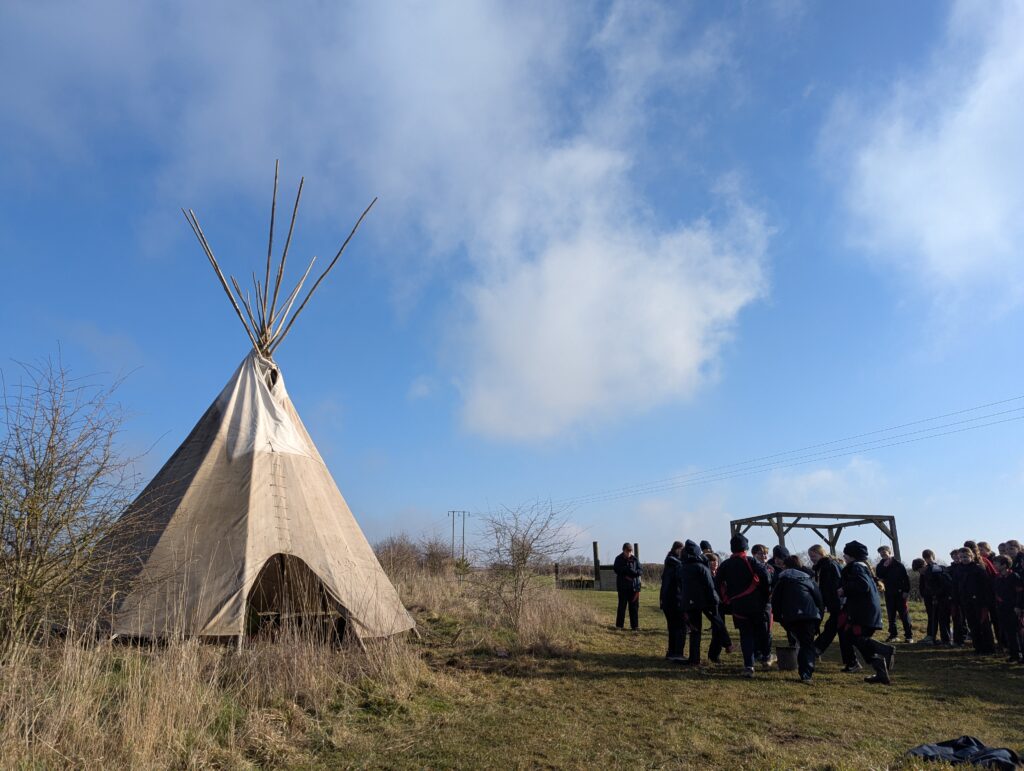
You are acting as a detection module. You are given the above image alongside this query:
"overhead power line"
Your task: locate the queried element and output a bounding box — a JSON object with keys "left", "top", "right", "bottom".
{"left": 555, "top": 395, "right": 1024, "bottom": 510}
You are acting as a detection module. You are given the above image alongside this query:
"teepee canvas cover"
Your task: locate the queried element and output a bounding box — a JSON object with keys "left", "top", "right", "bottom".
{"left": 112, "top": 163, "right": 413, "bottom": 639}
{"left": 113, "top": 353, "right": 413, "bottom": 639}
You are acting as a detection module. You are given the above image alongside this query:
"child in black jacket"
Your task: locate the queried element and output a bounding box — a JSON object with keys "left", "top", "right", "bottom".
{"left": 957, "top": 548, "right": 996, "bottom": 654}
{"left": 716, "top": 535, "right": 771, "bottom": 677}
{"left": 838, "top": 540, "right": 895, "bottom": 685}
{"left": 876, "top": 546, "right": 913, "bottom": 642}
{"left": 993, "top": 555, "right": 1023, "bottom": 663}
{"left": 809, "top": 544, "right": 845, "bottom": 659}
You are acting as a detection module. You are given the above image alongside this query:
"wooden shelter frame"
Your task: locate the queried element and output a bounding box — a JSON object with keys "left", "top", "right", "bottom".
{"left": 729, "top": 512, "right": 901, "bottom": 562}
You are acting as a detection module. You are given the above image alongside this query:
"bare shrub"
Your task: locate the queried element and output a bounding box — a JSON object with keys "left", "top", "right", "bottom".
{"left": 375, "top": 533, "right": 454, "bottom": 582}
{"left": 374, "top": 533, "right": 422, "bottom": 582}
{"left": 0, "top": 358, "right": 141, "bottom": 653}
{"left": 473, "top": 502, "right": 574, "bottom": 636}
{"left": 418, "top": 534, "right": 452, "bottom": 575}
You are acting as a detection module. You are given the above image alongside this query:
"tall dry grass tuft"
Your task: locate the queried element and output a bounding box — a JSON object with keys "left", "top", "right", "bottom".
{"left": 0, "top": 625, "right": 430, "bottom": 768}
{"left": 516, "top": 585, "right": 597, "bottom": 654}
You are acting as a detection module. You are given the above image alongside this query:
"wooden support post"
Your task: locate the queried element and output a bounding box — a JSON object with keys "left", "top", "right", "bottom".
{"left": 776, "top": 513, "right": 786, "bottom": 550}
{"left": 888, "top": 517, "right": 902, "bottom": 563}
{"left": 810, "top": 526, "right": 830, "bottom": 544}
{"left": 592, "top": 541, "right": 601, "bottom": 588}
{"left": 634, "top": 542, "right": 640, "bottom": 562}
{"left": 829, "top": 526, "right": 844, "bottom": 556}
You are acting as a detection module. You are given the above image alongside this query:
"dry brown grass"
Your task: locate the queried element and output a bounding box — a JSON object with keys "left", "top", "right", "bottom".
{"left": 0, "top": 571, "right": 587, "bottom": 768}
{"left": 0, "top": 632, "right": 433, "bottom": 768}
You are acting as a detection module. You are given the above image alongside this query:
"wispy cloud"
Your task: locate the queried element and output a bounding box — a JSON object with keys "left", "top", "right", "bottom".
{"left": 825, "top": 0, "right": 1024, "bottom": 309}
{"left": 765, "top": 456, "right": 891, "bottom": 514}
{"left": 1, "top": 0, "right": 769, "bottom": 441}
{"left": 406, "top": 375, "right": 435, "bottom": 402}
{"left": 62, "top": 320, "right": 144, "bottom": 373}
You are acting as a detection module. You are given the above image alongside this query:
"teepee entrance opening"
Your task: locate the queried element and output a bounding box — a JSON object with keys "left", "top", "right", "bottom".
{"left": 246, "top": 554, "right": 347, "bottom": 642}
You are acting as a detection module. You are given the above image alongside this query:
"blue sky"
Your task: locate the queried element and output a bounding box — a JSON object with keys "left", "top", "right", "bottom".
{"left": 1, "top": 1, "right": 1022, "bottom": 564}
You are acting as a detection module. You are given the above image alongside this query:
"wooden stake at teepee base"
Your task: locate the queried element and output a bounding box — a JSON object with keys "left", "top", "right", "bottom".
{"left": 181, "top": 160, "right": 375, "bottom": 359}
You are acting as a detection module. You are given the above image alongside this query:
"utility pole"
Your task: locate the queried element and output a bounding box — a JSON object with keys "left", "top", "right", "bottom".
{"left": 447, "top": 510, "right": 457, "bottom": 560}
{"left": 447, "top": 510, "right": 470, "bottom": 562}
{"left": 460, "top": 511, "right": 471, "bottom": 562}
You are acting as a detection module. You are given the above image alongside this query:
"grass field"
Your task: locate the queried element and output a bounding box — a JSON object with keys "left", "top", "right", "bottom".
{"left": 4, "top": 584, "right": 1022, "bottom": 769}
{"left": 318, "top": 589, "right": 1024, "bottom": 769}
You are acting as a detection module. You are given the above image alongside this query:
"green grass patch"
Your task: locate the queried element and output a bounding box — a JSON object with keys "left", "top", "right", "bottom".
{"left": 319, "top": 590, "right": 1024, "bottom": 769}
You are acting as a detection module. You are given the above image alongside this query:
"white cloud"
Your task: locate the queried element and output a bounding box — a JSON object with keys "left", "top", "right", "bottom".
{"left": 827, "top": 0, "right": 1024, "bottom": 306}
{"left": 765, "top": 456, "right": 890, "bottom": 514}
{"left": 406, "top": 375, "right": 435, "bottom": 401}
{"left": 1, "top": 0, "right": 769, "bottom": 441}
{"left": 461, "top": 197, "right": 767, "bottom": 439}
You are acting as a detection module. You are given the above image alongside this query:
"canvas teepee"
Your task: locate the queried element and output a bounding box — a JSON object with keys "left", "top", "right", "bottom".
{"left": 112, "top": 163, "right": 414, "bottom": 640}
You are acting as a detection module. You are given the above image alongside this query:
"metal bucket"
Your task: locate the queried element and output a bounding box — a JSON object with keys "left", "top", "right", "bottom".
{"left": 776, "top": 645, "right": 799, "bottom": 671}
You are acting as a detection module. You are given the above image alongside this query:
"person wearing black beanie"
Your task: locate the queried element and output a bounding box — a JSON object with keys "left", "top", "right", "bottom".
{"left": 844, "top": 540, "right": 870, "bottom": 562}
{"left": 838, "top": 541, "right": 895, "bottom": 684}
{"left": 700, "top": 540, "right": 714, "bottom": 554}
{"left": 730, "top": 534, "right": 749, "bottom": 554}
{"left": 613, "top": 543, "right": 643, "bottom": 631}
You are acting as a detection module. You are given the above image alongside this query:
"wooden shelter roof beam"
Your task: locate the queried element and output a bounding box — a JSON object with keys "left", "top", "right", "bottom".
{"left": 809, "top": 526, "right": 830, "bottom": 543}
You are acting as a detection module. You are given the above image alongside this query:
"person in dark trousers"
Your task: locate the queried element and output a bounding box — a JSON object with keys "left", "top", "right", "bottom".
{"left": 716, "top": 534, "right": 771, "bottom": 677}
{"left": 613, "top": 542, "right": 642, "bottom": 630}
{"left": 770, "top": 545, "right": 801, "bottom": 647}
{"left": 966, "top": 540, "right": 1002, "bottom": 646}
{"left": 837, "top": 540, "right": 895, "bottom": 685}
{"left": 703, "top": 551, "right": 733, "bottom": 663}
{"left": 809, "top": 544, "right": 845, "bottom": 659}
{"left": 993, "top": 555, "right": 1024, "bottom": 663}
{"left": 680, "top": 540, "right": 720, "bottom": 665}
{"left": 1006, "top": 540, "right": 1024, "bottom": 578}
{"left": 914, "top": 558, "right": 952, "bottom": 645}
{"left": 772, "top": 554, "right": 824, "bottom": 683}
{"left": 875, "top": 545, "right": 914, "bottom": 642}
{"left": 948, "top": 549, "right": 969, "bottom": 646}
{"left": 659, "top": 541, "right": 686, "bottom": 661}
{"left": 958, "top": 547, "right": 996, "bottom": 654}
{"left": 916, "top": 553, "right": 936, "bottom": 642}
{"left": 751, "top": 544, "right": 776, "bottom": 666}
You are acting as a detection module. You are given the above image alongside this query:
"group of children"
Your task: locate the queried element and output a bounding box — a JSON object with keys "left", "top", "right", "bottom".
{"left": 913, "top": 539, "right": 1024, "bottom": 662}
{"left": 613, "top": 533, "right": 1024, "bottom": 687}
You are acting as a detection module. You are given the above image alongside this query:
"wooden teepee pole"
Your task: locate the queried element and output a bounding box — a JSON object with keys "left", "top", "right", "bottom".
{"left": 269, "top": 197, "right": 376, "bottom": 353}
{"left": 251, "top": 272, "right": 266, "bottom": 333}
{"left": 263, "top": 160, "right": 279, "bottom": 332}
{"left": 182, "top": 209, "right": 261, "bottom": 352}
{"left": 232, "top": 276, "right": 263, "bottom": 346}
{"left": 269, "top": 255, "right": 317, "bottom": 345}
{"left": 269, "top": 176, "right": 304, "bottom": 326}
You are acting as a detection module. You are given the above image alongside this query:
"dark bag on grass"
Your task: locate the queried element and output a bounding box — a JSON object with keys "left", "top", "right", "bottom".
{"left": 906, "top": 735, "right": 1022, "bottom": 770}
